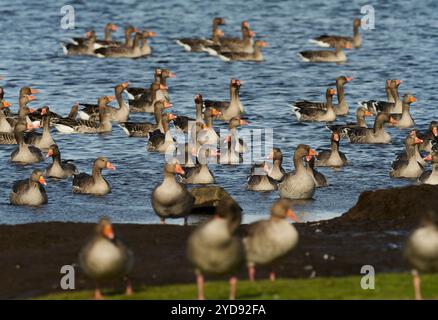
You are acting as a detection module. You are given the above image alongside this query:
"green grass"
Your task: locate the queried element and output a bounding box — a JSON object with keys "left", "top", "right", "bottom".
{"left": 39, "top": 273, "right": 438, "bottom": 300}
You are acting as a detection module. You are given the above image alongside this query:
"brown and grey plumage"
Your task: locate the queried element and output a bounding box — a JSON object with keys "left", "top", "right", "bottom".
{"left": 316, "top": 131, "right": 348, "bottom": 167}
{"left": 72, "top": 157, "right": 115, "bottom": 195}
{"left": 310, "top": 18, "right": 362, "bottom": 49}
{"left": 24, "top": 107, "right": 55, "bottom": 150}
{"left": 10, "top": 169, "right": 47, "bottom": 206}
{"left": 45, "top": 144, "right": 79, "bottom": 179}
{"left": 79, "top": 217, "right": 134, "bottom": 300}
{"left": 247, "top": 162, "right": 278, "bottom": 192}
{"left": 218, "top": 40, "right": 267, "bottom": 62}
{"left": 298, "top": 43, "right": 351, "bottom": 63}
{"left": 10, "top": 119, "right": 44, "bottom": 164}
{"left": 344, "top": 112, "right": 396, "bottom": 144}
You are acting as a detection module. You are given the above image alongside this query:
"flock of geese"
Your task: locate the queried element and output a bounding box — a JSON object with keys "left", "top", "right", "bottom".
{"left": 2, "top": 15, "right": 438, "bottom": 300}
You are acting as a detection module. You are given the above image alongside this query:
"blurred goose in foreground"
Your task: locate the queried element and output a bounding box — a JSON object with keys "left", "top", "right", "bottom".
{"left": 10, "top": 119, "right": 44, "bottom": 164}
{"left": 151, "top": 162, "right": 195, "bottom": 224}
{"left": 316, "top": 131, "right": 348, "bottom": 167}
{"left": 387, "top": 94, "right": 416, "bottom": 129}
{"left": 359, "top": 79, "right": 402, "bottom": 114}
{"left": 344, "top": 112, "right": 397, "bottom": 144}
{"left": 218, "top": 40, "right": 267, "bottom": 62}
{"left": 72, "top": 157, "right": 115, "bottom": 195}
{"left": 244, "top": 199, "right": 299, "bottom": 281}
{"left": 278, "top": 144, "right": 316, "bottom": 199}
{"left": 79, "top": 217, "right": 134, "bottom": 300}
{"left": 298, "top": 43, "right": 351, "bottom": 63}
{"left": 404, "top": 212, "right": 438, "bottom": 300}
{"left": 310, "top": 18, "right": 362, "bottom": 49}
{"left": 247, "top": 162, "right": 278, "bottom": 192}
{"left": 293, "top": 88, "right": 336, "bottom": 122}
{"left": 390, "top": 134, "right": 424, "bottom": 179}
{"left": 418, "top": 152, "right": 438, "bottom": 185}
{"left": 293, "top": 76, "right": 352, "bottom": 116}
{"left": 187, "top": 198, "right": 244, "bottom": 300}
{"left": 45, "top": 144, "right": 79, "bottom": 179}
{"left": 10, "top": 169, "right": 47, "bottom": 206}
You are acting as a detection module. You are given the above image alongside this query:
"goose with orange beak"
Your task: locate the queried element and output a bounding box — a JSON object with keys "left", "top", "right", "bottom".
{"left": 79, "top": 217, "right": 134, "bottom": 300}
{"left": 293, "top": 88, "right": 337, "bottom": 122}
{"left": 147, "top": 113, "right": 177, "bottom": 153}
{"left": 418, "top": 121, "right": 438, "bottom": 153}
{"left": 310, "top": 18, "right": 362, "bottom": 49}
{"left": 388, "top": 94, "right": 417, "bottom": 129}
{"left": 418, "top": 152, "right": 438, "bottom": 185}
{"left": 358, "top": 79, "right": 403, "bottom": 114}
{"left": 278, "top": 145, "right": 316, "bottom": 199}
{"left": 45, "top": 144, "right": 79, "bottom": 179}
{"left": 72, "top": 157, "right": 115, "bottom": 195}
{"left": 151, "top": 162, "right": 195, "bottom": 224}
{"left": 326, "top": 106, "right": 373, "bottom": 137}
{"left": 390, "top": 133, "right": 425, "bottom": 179}
{"left": 0, "top": 100, "right": 13, "bottom": 133}
{"left": 244, "top": 199, "right": 299, "bottom": 282}
{"left": 315, "top": 131, "right": 348, "bottom": 167}
{"left": 10, "top": 169, "right": 48, "bottom": 206}
{"left": 344, "top": 112, "right": 396, "bottom": 144}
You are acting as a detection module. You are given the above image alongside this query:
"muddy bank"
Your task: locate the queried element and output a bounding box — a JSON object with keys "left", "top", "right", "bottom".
{"left": 0, "top": 184, "right": 432, "bottom": 299}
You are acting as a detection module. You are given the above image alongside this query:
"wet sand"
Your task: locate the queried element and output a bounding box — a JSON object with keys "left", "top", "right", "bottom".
{"left": 1, "top": 184, "right": 436, "bottom": 299}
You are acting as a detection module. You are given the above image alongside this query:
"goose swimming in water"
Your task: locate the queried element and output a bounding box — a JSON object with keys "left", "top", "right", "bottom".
{"left": 10, "top": 169, "right": 47, "bottom": 206}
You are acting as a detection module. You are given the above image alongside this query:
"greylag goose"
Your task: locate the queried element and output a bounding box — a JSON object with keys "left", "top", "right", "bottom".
{"left": 204, "top": 79, "right": 243, "bottom": 121}
{"left": 218, "top": 40, "right": 267, "bottom": 62}
{"left": 219, "top": 116, "right": 248, "bottom": 165}
{"left": 310, "top": 18, "right": 361, "bottom": 49}
{"left": 224, "top": 116, "right": 248, "bottom": 154}
{"left": 79, "top": 83, "right": 130, "bottom": 122}
{"left": 306, "top": 156, "right": 328, "bottom": 187}
{"left": 129, "top": 83, "right": 167, "bottom": 113}
{"left": 293, "top": 88, "right": 337, "bottom": 122}
{"left": 94, "top": 32, "right": 143, "bottom": 58}
{"left": 6, "top": 94, "right": 38, "bottom": 129}
{"left": 181, "top": 149, "right": 218, "bottom": 185}
{"left": 266, "top": 147, "right": 286, "bottom": 181}
{"left": 394, "top": 130, "right": 426, "bottom": 168}
{"left": 244, "top": 199, "right": 299, "bottom": 281}
{"left": 54, "top": 96, "right": 114, "bottom": 134}
{"left": 247, "top": 162, "right": 278, "bottom": 192}
{"left": 418, "top": 153, "right": 438, "bottom": 185}
{"left": 0, "top": 100, "right": 12, "bottom": 132}
{"left": 62, "top": 30, "right": 99, "bottom": 56}
{"left": 45, "top": 144, "right": 79, "bottom": 179}
{"left": 176, "top": 17, "right": 225, "bottom": 52}
{"left": 390, "top": 134, "right": 424, "bottom": 179}
{"left": 70, "top": 23, "right": 118, "bottom": 47}
{"left": 79, "top": 217, "right": 134, "bottom": 300}
{"left": 196, "top": 107, "right": 222, "bottom": 147}
{"left": 10, "top": 169, "right": 47, "bottom": 206}
{"left": 126, "top": 68, "right": 175, "bottom": 101}
{"left": 278, "top": 144, "right": 316, "bottom": 199}
{"left": 217, "top": 21, "right": 255, "bottom": 53}
{"left": 10, "top": 119, "right": 44, "bottom": 164}
{"left": 151, "top": 162, "right": 195, "bottom": 224}
{"left": 404, "top": 212, "right": 438, "bottom": 300}
{"left": 344, "top": 112, "right": 397, "bottom": 144}
{"left": 24, "top": 107, "right": 55, "bottom": 150}
{"left": 174, "top": 94, "right": 204, "bottom": 133}
{"left": 147, "top": 113, "right": 176, "bottom": 153}
{"left": 359, "top": 79, "right": 402, "bottom": 114}
{"left": 72, "top": 157, "right": 115, "bottom": 195}
{"left": 316, "top": 131, "right": 348, "bottom": 167}
{"left": 139, "top": 30, "right": 156, "bottom": 56}
{"left": 187, "top": 198, "right": 244, "bottom": 300}
{"left": 387, "top": 94, "right": 416, "bottom": 129}
{"left": 293, "top": 76, "right": 352, "bottom": 116}
{"left": 326, "top": 106, "right": 372, "bottom": 137}
{"left": 298, "top": 43, "right": 351, "bottom": 63}
{"left": 0, "top": 111, "right": 37, "bottom": 145}
{"left": 119, "top": 100, "right": 171, "bottom": 137}
{"left": 418, "top": 121, "right": 438, "bottom": 152}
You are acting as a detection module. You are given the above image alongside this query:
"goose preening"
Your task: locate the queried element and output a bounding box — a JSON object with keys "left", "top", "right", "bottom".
{"left": 316, "top": 131, "right": 348, "bottom": 167}
{"left": 310, "top": 18, "right": 362, "bottom": 49}
{"left": 10, "top": 169, "right": 47, "bottom": 206}
{"left": 72, "top": 157, "right": 115, "bottom": 195}
{"left": 298, "top": 43, "right": 351, "bottom": 63}
{"left": 293, "top": 76, "right": 352, "bottom": 116}
{"left": 344, "top": 112, "right": 397, "bottom": 144}
{"left": 387, "top": 94, "right": 416, "bottom": 129}
{"left": 359, "top": 79, "right": 402, "bottom": 114}
{"left": 187, "top": 198, "right": 244, "bottom": 300}
{"left": 10, "top": 119, "right": 44, "bottom": 164}
{"left": 293, "top": 88, "right": 337, "bottom": 122}
{"left": 390, "top": 133, "right": 424, "bottom": 179}
{"left": 176, "top": 17, "right": 225, "bottom": 52}
{"left": 244, "top": 199, "right": 299, "bottom": 281}
{"left": 119, "top": 100, "right": 172, "bottom": 137}
{"left": 204, "top": 79, "right": 243, "bottom": 121}
{"left": 218, "top": 40, "right": 267, "bottom": 62}
{"left": 278, "top": 144, "right": 316, "bottom": 199}
{"left": 151, "top": 162, "right": 195, "bottom": 224}
{"left": 45, "top": 144, "right": 79, "bottom": 179}
{"left": 79, "top": 217, "right": 134, "bottom": 300}
{"left": 404, "top": 212, "right": 438, "bottom": 300}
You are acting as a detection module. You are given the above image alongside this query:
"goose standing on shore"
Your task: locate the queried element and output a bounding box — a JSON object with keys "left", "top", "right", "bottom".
{"left": 72, "top": 157, "right": 115, "bottom": 195}
{"left": 244, "top": 199, "right": 299, "bottom": 281}
{"left": 151, "top": 162, "right": 195, "bottom": 224}
{"left": 278, "top": 144, "right": 316, "bottom": 199}
{"left": 187, "top": 198, "right": 244, "bottom": 300}
{"left": 10, "top": 169, "right": 47, "bottom": 206}
{"left": 79, "top": 217, "right": 134, "bottom": 300}
{"left": 310, "top": 18, "right": 362, "bottom": 49}
{"left": 45, "top": 144, "right": 79, "bottom": 179}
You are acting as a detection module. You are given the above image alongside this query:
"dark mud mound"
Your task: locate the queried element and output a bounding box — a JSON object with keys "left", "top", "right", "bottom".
{"left": 337, "top": 184, "right": 438, "bottom": 228}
